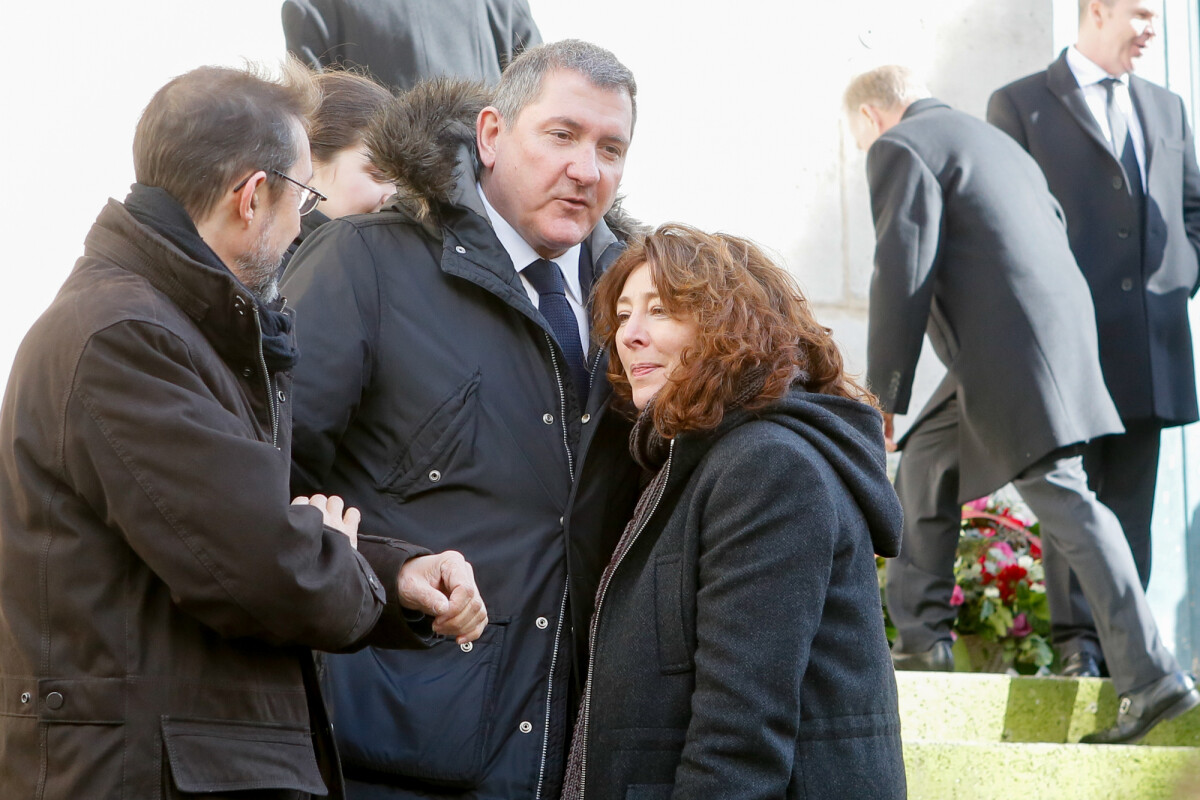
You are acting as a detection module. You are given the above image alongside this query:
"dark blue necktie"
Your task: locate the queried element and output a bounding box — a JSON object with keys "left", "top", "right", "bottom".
{"left": 1101, "top": 77, "right": 1144, "bottom": 204}
{"left": 524, "top": 258, "right": 589, "bottom": 405}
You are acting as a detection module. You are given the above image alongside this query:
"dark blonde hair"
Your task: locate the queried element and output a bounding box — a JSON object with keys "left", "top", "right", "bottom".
{"left": 309, "top": 69, "right": 393, "bottom": 164}
{"left": 592, "top": 223, "right": 875, "bottom": 437}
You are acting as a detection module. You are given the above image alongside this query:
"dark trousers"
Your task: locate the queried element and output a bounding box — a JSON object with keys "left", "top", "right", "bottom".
{"left": 1042, "top": 421, "right": 1161, "bottom": 658}
{"left": 886, "top": 397, "right": 1176, "bottom": 693}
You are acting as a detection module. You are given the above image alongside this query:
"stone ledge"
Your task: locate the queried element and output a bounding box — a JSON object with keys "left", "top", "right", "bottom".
{"left": 905, "top": 740, "right": 1200, "bottom": 800}
{"left": 896, "top": 671, "right": 1200, "bottom": 745}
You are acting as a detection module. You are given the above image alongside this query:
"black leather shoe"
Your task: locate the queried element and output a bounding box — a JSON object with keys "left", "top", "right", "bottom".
{"left": 891, "top": 640, "right": 954, "bottom": 672}
{"left": 1080, "top": 671, "right": 1200, "bottom": 744}
{"left": 1061, "top": 650, "right": 1103, "bottom": 678}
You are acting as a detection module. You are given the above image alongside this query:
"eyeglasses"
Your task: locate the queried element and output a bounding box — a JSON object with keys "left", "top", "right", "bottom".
{"left": 232, "top": 168, "right": 327, "bottom": 216}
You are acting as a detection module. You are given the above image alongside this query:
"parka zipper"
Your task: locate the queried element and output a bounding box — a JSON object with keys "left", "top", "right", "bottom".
{"left": 250, "top": 305, "right": 280, "bottom": 449}
{"left": 534, "top": 330, "right": 574, "bottom": 796}
{"left": 533, "top": 583, "right": 570, "bottom": 800}
{"left": 542, "top": 331, "right": 575, "bottom": 478}
{"left": 576, "top": 441, "right": 675, "bottom": 799}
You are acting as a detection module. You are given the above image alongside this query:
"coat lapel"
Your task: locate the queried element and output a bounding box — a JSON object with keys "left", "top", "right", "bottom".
{"left": 1047, "top": 51, "right": 1117, "bottom": 164}
{"left": 1128, "top": 74, "right": 1157, "bottom": 171}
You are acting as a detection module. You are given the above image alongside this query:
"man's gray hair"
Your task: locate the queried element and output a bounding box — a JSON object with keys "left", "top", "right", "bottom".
{"left": 493, "top": 39, "right": 637, "bottom": 131}
{"left": 843, "top": 65, "right": 931, "bottom": 114}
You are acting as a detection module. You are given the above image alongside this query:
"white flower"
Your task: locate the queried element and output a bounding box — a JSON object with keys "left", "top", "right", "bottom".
{"left": 1018, "top": 555, "right": 1034, "bottom": 570}
{"left": 984, "top": 586, "right": 1001, "bottom": 599}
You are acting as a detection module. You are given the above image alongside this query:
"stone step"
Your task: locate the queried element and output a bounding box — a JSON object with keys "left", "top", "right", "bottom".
{"left": 905, "top": 740, "right": 1200, "bottom": 800}
{"left": 896, "top": 671, "right": 1200, "bottom": 746}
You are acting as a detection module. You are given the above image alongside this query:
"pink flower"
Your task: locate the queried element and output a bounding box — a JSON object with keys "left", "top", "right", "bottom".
{"left": 950, "top": 584, "right": 965, "bottom": 606}
{"left": 965, "top": 498, "right": 990, "bottom": 512}
{"left": 991, "top": 541, "right": 1015, "bottom": 561}
{"left": 1010, "top": 613, "right": 1032, "bottom": 638}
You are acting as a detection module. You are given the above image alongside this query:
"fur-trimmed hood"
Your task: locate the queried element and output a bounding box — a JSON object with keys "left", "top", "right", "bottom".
{"left": 365, "top": 77, "right": 645, "bottom": 242}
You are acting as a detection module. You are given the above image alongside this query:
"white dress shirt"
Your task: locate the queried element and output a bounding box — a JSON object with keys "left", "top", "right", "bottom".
{"left": 477, "top": 183, "right": 589, "bottom": 350}
{"left": 1066, "top": 45, "right": 1147, "bottom": 185}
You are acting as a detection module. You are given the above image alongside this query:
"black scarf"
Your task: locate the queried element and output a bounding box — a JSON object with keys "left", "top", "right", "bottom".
{"left": 123, "top": 184, "right": 299, "bottom": 372}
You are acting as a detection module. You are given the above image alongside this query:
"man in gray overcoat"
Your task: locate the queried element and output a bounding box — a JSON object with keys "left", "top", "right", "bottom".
{"left": 845, "top": 65, "right": 1197, "bottom": 744}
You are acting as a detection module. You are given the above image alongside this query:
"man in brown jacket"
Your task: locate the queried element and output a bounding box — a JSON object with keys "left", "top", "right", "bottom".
{"left": 0, "top": 63, "right": 486, "bottom": 799}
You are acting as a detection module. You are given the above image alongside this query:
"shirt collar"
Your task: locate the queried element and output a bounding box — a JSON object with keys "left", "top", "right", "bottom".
{"left": 477, "top": 182, "right": 583, "bottom": 301}
{"left": 1067, "top": 45, "right": 1124, "bottom": 87}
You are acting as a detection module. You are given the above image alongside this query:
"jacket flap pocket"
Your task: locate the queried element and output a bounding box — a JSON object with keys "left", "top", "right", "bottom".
{"left": 379, "top": 369, "right": 480, "bottom": 499}
{"left": 162, "top": 717, "right": 326, "bottom": 794}
{"left": 322, "top": 618, "right": 510, "bottom": 788}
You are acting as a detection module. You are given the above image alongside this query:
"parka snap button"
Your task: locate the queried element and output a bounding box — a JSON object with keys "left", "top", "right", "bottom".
{"left": 1117, "top": 228, "right": 1130, "bottom": 239}
{"left": 242, "top": 368, "right": 253, "bottom": 378}
{"left": 1121, "top": 278, "right": 1134, "bottom": 291}
{"left": 428, "top": 469, "right": 442, "bottom": 482}
{"left": 535, "top": 617, "right": 548, "bottom": 629}
{"left": 19, "top": 692, "right": 30, "bottom": 704}
{"left": 276, "top": 390, "right": 286, "bottom": 403}
{"left": 455, "top": 245, "right": 467, "bottom": 254}
{"left": 1112, "top": 175, "right": 1123, "bottom": 190}
{"left": 519, "top": 721, "right": 533, "bottom": 733}
{"left": 460, "top": 642, "right": 473, "bottom": 653}
{"left": 45, "top": 692, "right": 64, "bottom": 710}
{"left": 542, "top": 413, "right": 554, "bottom": 425}
{"left": 581, "top": 413, "right": 591, "bottom": 424}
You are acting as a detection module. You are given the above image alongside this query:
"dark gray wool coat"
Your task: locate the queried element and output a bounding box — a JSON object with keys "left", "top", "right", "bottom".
{"left": 570, "top": 386, "right": 906, "bottom": 800}
{"left": 281, "top": 80, "right": 642, "bottom": 799}
{"left": 866, "top": 98, "right": 1122, "bottom": 502}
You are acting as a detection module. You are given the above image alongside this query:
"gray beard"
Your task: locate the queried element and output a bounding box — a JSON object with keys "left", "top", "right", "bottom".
{"left": 234, "top": 214, "right": 283, "bottom": 304}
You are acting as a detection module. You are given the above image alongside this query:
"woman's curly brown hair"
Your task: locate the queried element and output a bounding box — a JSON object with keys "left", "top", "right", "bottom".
{"left": 592, "top": 223, "right": 877, "bottom": 437}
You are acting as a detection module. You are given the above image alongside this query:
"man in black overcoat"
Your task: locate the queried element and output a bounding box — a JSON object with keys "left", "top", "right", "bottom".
{"left": 988, "top": 0, "right": 1200, "bottom": 679}
{"left": 846, "top": 65, "right": 1197, "bottom": 744}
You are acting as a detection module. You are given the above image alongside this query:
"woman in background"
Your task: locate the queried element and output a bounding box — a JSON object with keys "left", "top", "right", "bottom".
{"left": 561, "top": 223, "right": 906, "bottom": 800}
{"left": 280, "top": 69, "right": 397, "bottom": 273}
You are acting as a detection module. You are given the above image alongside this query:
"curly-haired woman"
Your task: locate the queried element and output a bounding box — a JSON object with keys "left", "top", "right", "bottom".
{"left": 560, "top": 223, "right": 907, "bottom": 800}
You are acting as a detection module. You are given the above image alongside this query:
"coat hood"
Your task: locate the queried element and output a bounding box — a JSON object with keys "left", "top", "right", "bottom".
{"left": 694, "top": 386, "right": 903, "bottom": 558}
{"left": 763, "top": 388, "right": 902, "bottom": 557}
{"left": 365, "top": 76, "right": 646, "bottom": 240}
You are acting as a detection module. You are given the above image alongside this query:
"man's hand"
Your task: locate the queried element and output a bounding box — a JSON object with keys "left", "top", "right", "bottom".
{"left": 293, "top": 494, "right": 361, "bottom": 550}
{"left": 397, "top": 551, "right": 488, "bottom": 643}
{"left": 882, "top": 412, "right": 897, "bottom": 453}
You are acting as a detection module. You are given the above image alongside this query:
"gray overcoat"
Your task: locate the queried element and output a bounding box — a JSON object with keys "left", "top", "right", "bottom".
{"left": 866, "top": 98, "right": 1123, "bottom": 502}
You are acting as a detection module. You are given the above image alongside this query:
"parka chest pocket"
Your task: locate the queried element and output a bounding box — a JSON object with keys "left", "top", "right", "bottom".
{"left": 654, "top": 555, "right": 693, "bottom": 673}
{"left": 378, "top": 370, "right": 480, "bottom": 500}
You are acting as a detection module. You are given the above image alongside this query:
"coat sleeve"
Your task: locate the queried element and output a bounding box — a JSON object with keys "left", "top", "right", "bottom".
{"left": 63, "top": 318, "right": 430, "bottom": 652}
{"left": 669, "top": 438, "right": 836, "bottom": 799}
{"left": 281, "top": 220, "right": 381, "bottom": 497}
{"left": 986, "top": 89, "right": 1030, "bottom": 150}
{"left": 282, "top": 0, "right": 336, "bottom": 71}
{"left": 864, "top": 136, "right": 944, "bottom": 414}
{"left": 1176, "top": 94, "right": 1200, "bottom": 297}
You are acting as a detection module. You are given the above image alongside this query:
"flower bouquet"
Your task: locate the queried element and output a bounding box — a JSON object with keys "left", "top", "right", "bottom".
{"left": 878, "top": 488, "right": 1054, "bottom": 673}
{"left": 950, "top": 491, "right": 1053, "bottom": 673}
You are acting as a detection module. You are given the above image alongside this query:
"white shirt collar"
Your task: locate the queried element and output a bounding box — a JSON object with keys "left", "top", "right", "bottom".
{"left": 1067, "top": 45, "right": 1123, "bottom": 88}
{"left": 477, "top": 182, "right": 583, "bottom": 302}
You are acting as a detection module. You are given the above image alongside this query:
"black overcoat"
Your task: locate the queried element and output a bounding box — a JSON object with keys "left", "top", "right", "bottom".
{"left": 571, "top": 388, "right": 906, "bottom": 800}
{"left": 866, "top": 98, "right": 1122, "bottom": 502}
{"left": 989, "top": 50, "right": 1200, "bottom": 426}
